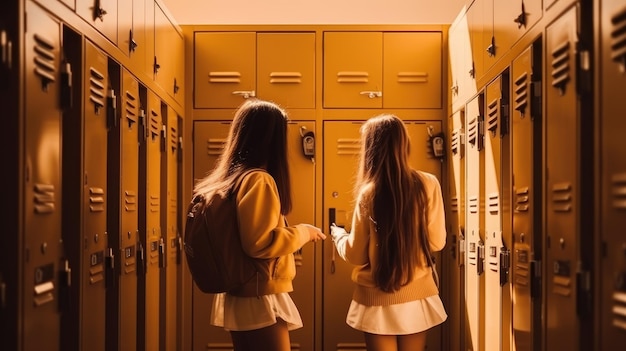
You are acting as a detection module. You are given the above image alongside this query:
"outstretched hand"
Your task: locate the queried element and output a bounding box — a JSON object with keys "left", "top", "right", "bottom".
{"left": 299, "top": 223, "right": 327, "bottom": 242}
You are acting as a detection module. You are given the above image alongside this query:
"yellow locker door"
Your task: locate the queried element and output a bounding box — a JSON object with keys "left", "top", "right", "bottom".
{"left": 383, "top": 33, "right": 442, "bottom": 109}
{"left": 154, "top": 3, "right": 183, "bottom": 103}
{"left": 465, "top": 92, "right": 485, "bottom": 351}
{"left": 76, "top": 0, "right": 118, "bottom": 45}
{"left": 194, "top": 32, "right": 256, "bottom": 109}
{"left": 467, "top": 0, "right": 485, "bottom": 82}
{"left": 323, "top": 32, "right": 383, "bottom": 108}
{"left": 257, "top": 33, "right": 316, "bottom": 109}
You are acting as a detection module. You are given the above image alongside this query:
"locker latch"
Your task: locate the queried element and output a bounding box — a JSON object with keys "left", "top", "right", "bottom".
{"left": 160, "top": 125, "right": 167, "bottom": 152}
{"left": 499, "top": 248, "right": 510, "bottom": 286}
{"left": 159, "top": 237, "right": 166, "bottom": 269}
{"left": 477, "top": 241, "right": 485, "bottom": 275}
{"left": 139, "top": 109, "right": 147, "bottom": 142}
{"left": 137, "top": 240, "right": 146, "bottom": 276}
{"left": 176, "top": 236, "right": 182, "bottom": 265}
{"left": 514, "top": 2, "right": 527, "bottom": 29}
{"left": 107, "top": 88, "right": 117, "bottom": 129}
{"left": 177, "top": 136, "right": 183, "bottom": 162}
{"left": 60, "top": 61, "right": 73, "bottom": 110}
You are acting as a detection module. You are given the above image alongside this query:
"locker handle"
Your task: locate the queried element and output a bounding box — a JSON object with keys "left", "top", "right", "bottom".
{"left": 513, "top": 2, "right": 527, "bottom": 29}
{"left": 159, "top": 237, "right": 166, "bottom": 269}
{"left": 129, "top": 30, "right": 138, "bottom": 53}
{"left": 93, "top": 0, "right": 107, "bottom": 22}
{"left": 359, "top": 91, "right": 382, "bottom": 99}
{"left": 329, "top": 208, "right": 337, "bottom": 274}
{"left": 232, "top": 90, "right": 255, "bottom": 99}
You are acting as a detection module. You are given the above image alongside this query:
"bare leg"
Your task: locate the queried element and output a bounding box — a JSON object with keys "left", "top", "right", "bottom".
{"left": 398, "top": 331, "right": 427, "bottom": 351}
{"left": 364, "top": 332, "right": 397, "bottom": 351}
{"left": 230, "top": 319, "right": 291, "bottom": 351}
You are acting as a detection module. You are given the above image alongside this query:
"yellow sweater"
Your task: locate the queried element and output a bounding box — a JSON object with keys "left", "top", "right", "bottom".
{"left": 233, "top": 170, "right": 310, "bottom": 297}
{"left": 332, "top": 171, "right": 447, "bottom": 306}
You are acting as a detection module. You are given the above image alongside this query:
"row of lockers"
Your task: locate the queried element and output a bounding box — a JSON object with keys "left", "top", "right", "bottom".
{"left": 1, "top": 1, "right": 185, "bottom": 350}
{"left": 445, "top": 0, "right": 626, "bottom": 350}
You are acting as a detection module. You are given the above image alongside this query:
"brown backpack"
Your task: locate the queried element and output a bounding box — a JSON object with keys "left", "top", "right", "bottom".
{"left": 183, "top": 170, "right": 258, "bottom": 294}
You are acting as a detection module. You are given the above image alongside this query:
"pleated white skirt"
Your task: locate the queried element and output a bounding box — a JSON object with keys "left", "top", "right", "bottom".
{"left": 210, "top": 292, "right": 304, "bottom": 332}
{"left": 345, "top": 295, "right": 448, "bottom": 335}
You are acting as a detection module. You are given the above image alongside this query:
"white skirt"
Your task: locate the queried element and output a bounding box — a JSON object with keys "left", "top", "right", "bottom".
{"left": 210, "top": 292, "right": 303, "bottom": 332}
{"left": 346, "top": 295, "right": 448, "bottom": 335}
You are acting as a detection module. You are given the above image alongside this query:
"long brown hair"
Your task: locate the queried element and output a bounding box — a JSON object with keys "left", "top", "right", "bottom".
{"left": 193, "top": 99, "right": 292, "bottom": 214}
{"left": 355, "top": 114, "right": 427, "bottom": 292}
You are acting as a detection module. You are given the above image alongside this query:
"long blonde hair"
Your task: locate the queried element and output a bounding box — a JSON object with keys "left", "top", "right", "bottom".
{"left": 193, "top": 99, "right": 292, "bottom": 214}
{"left": 355, "top": 114, "right": 427, "bottom": 292}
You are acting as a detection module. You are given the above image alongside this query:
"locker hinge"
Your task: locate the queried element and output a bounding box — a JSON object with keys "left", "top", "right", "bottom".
{"left": 530, "top": 259, "right": 542, "bottom": 298}
{"left": 105, "top": 248, "right": 116, "bottom": 289}
{"left": 477, "top": 240, "right": 485, "bottom": 275}
{"left": 530, "top": 77, "right": 542, "bottom": 121}
{"left": 160, "top": 125, "right": 166, "bottom": 152}
{"left": 500, "top": 247, "right": 511, "bottom": 286}
{"left": 576, "top": 267, "right": 592, "bottom": 318}
{"left": 176, "top": 235, "right": 182, "bottom": 265}
{"left": 500, "top": 102, "right": 510, "bottom": 136}
{"left": 60, "top": 61, "right": 73, "bottom": 110}
{"left": 63, "top": 259, "right": 71, "bottom": 287}
{"left": 158, "top": 237, "right": 166, "bottom": 268}
{"left": 458, "top": 232, "right": 465, "bottom": 267}
{"left": 139, "top": 109, "right": 147, "bottom": 142}
{"left": 107, "top": 88, "right": 117, "bottom": 129}
{"left": 137, "top": 240, "right": 146, "bottom": 275}
{"left": 177, "top": 136, "right": 183, "bottom": 162}
{"left": 477, "top": 116, "right": 484, "bottom": 151}
{"left": 576, "top": 48, "right": 592, "bottom": 95}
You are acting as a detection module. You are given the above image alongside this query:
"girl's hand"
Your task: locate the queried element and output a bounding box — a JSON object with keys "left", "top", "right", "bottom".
{"left": 300, "top": 223, "right": 327, "bottom": 242}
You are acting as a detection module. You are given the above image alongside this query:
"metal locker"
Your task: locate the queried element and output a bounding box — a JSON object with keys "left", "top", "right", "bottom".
{"left": 75, "top": 0, "right": 118, "bottom": 45}
{"left": 322, "top": 120, "right": 444, "bottom": 351}
{"left": 449, "top": 11, "right": 478, "bottom": 112}
{"left": 448, "top": 110, "right": 466, "bottom": 351}
{"left": 511, "top": 43, "right": 543, "bottom": 351}
{"left": 464, "top": 92, "right": 485, "bottom": 351}
{"left": 162, "top": 105, "right": 181, "bottom": 351}
{"left": 0, "top": 0, "right": 19, "bottom": 347}
{"left": 154, "top": 4, "right": 184, "bottom": 106}
{"left": 599, "top": 0, "right": 626, "bottom": 348}
{"left": 483, "top": 73, "right": 512, "bottom": 351}
{"left": 105, "top": 67, "right": 140, "bottom": 351}
{"left": 467, "top": 0, "right": 485, "bottom": 82}
{"left": 22, "top": 2, "right": 63, "bottom": 350}
{"left": 137, "top": 89, "right": 163, "bottom": 351}
{"left": 544, "top": 4, "right": 594, "bottom": 351}
{"left": 191, "top": 120, "right": 317, "bottom": 351}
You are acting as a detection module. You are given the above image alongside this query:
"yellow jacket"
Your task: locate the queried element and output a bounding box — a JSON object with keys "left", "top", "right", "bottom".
{"left": 333, "top": 170, "right": 447, "bottom": 306}
{"left": 232, "top": 170, "right": 310, "bottom": 297}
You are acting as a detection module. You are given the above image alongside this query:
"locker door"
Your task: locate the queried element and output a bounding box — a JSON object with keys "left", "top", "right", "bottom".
{"left": 76, "top": 0, "right": 118, "bottom": 45}
{"left": 323, "top": 32, "right": 383, "bottom": 108}
{"left": 191, "top": 120, "right": 232, "bottom": 351}
{"left": 600, "top": 1, "right": 626, "bottom": 348}
{"left": 285, "top": 121, "right": 317, "bottom": 351}
{"left": 120, "top": 70, "right": 140, "bottom": 350}
{"left": 467, "top": 0, "right": 485, "bottom": 82}
{"left": 194, "top": 32, "right": 256, "bottom": 109}
{"left": 127, "top": 0, "right": 147, "bottom": 73}
{"left": 449, "top": 11, "right": 477, "bottom": 111}
{"left": 383, "top": 32, "right": 442, "bottom": 109}
{"left": 465, "top": 93, "right": 485, "bottom": 351}
{"left": 257, "top": 33, "right": 316, "bottom": 109}
{"left": 511, "top": 44, "right": 542, "bottom": 351}
{"left": 1, "top": 0, "right": 19, "bottom": 348}
{"left": 23, "top": 3, "right": 63, "bottom": 350}
{"left": 322, "top": 120, "right": 444, "bottom": 351}
{"left": 155, "top": 4, "right": 184, "bottom": 105}
{"left": 191, "top": 120, "right": 316, "bottom": 351}
{"left": 105, "top": 65, "right": 139, "bottom": 346}
{"left": 163, "top": 106, "right": 181, "bottom": 351}
{"left": 545, "top": 5, "right": 589, "bottom": 351}
{"left": 448, "top": 110, "right": 466, "bottom": 351}
{"left": 484, "top": 74, "right": 512, "bottom": 351}
{"left": 138, "top": 89, "right": 163, "bottom": 351}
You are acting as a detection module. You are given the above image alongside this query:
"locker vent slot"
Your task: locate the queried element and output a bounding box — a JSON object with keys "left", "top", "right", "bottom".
{"left": 150, "top": 194, "right": 160, "bottom": 213}
{"left": 149, "top": 110, "right": 160, "bottom": 138}
{"left": 488, "top": 193, "right": 499, "bottom": 214}
{"left": 125, "top": 91, "right": 138, "bottom": 126}
{"left": 551, "top": 182, "right": 573, "bottom": 212}
{"left": 610, "top": 7, "right": 626, "bottom": 65}
{"left": 170, "top": 126, "right": 178, "bottom": 152}
{"left": 451, "top": 195, "right": 459, "bottom": 212}
{"left": 514, "top": 249, "right": 530, "bottom": 286}
{"left": 34, "top": 183, "right": 56, "bottom": 214}
{"left": 336, "top": 71, "right": 369, "bottom": 83}
{"left": 89, "top": 187, "right": 105, "bottom": 212}
{"left": 396, "top": 71, "right": 428, "bottom": 83}
{"left": 550, "top": 41, "right": 571, "bottom": 90}
{"left": 467, "top": 118, "right": 477, "bottom": 145}
{"left": 469, "top": 196, "right": 478, "bottom": 214}
{"left": 514, "top": 72, "right": 529, "bottom": 113}
{"left": 124, "top": 190, "right": 137, "bottom": 212}
{"left": 33, "top": 34, "right": 56, "bottom": 84}
{"left": 269, "top": 72, "right": 302, "bottom": 84}
{"left": 89, "top": 251, "right": 104, "bottom": 284}
{"left": 206, "top": 138, "right": 227, "bottom": 156}
{"left": 611, "top": 172, "right": 626, "bottom": 209}
{"left": 89, "top": 67, "right": 105, "bottom": 109}
{"left": 515, "top": 186, "right": 530, "bottom": 212}
{"left": 486, "top": 99, "right": 499, "bottom": 132}
{"left": 451, "top": 129, "right": 460, "bottom": 154}
{"left": 612, "top": 292, "right": 626, "bottom": 330}
{"left": 209, "top": 71, "right": 241, "bottom": 83}
{"left": 336, "top": 138, "right": 361, "bottom": 155}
